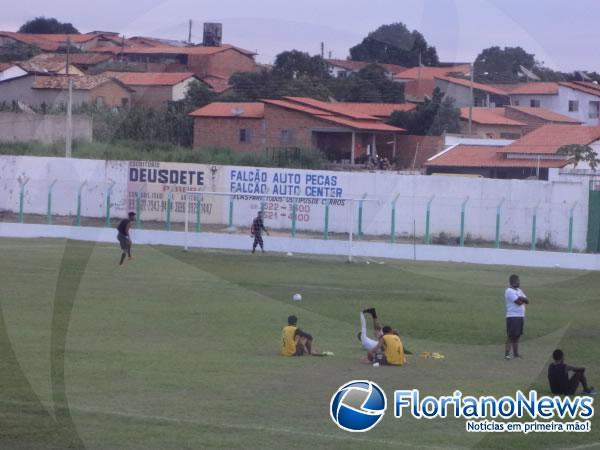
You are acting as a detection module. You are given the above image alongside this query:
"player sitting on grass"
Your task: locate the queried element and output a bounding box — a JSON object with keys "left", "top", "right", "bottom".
{"left": 117, "top": 212, "right": 135, "bottom": 265}
{"left": 548, "top": 349, "right": 596, "bottom": 396}
{"left": 358, "top": 308, "right": 412, "bottom": 354}
{"left": 281, "top": 315, "right": 313, "bottom": 356}
{"left": 367, "top": 326, "right": 406, "bottom": 366}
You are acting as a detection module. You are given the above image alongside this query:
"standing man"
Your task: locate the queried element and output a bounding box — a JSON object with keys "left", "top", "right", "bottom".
{"left": 117, "top": 211, "right": 136, "bottom": 265}
{"left": 504, "top": 274, "right": 529, "bottom": 359}
{"left": 251, "top": 210, "right": 269, "bottom": 253}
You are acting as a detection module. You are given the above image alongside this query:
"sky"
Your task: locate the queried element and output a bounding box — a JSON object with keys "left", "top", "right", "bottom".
{"left": 3, "top": 0, "right": 600, "bottom": 72}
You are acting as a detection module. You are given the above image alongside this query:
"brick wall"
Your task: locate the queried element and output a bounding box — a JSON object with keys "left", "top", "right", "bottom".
{"left": 459, "top": 120, "right": 524, "bottom": 139}
{"left": 188, "top": 49, "right": 256, "bottom": 79}
{"left": 90, "top": 81, "right": 131, "bottom": 107}
{"left": 128, "top": 85, "right": 172, "bottom": 108}
{"left": 193, "top": 117, "right": 263, "bottom": 152}
{"left": 395, "top": 135, "right": 444, "bottom": 169}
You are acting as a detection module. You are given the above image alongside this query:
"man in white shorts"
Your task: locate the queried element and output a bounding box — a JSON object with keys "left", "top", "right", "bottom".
{"left": 358, "top": 308, "right": 412, "bottom": 355}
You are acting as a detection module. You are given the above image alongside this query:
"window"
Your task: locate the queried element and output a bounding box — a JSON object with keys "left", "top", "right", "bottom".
{"left": 280, "top": 129, "right": 295, "bottom": 145}
{"left": 239, "top": 128, "right": 252, "bottom": 143}
{"left": 95, "top": 96, "right": 105, "bottom": 107}
{"left": 512, "top": 99, "right": 520, "bottom": 106}
{"left": 589, "top": 101, "right": 600, "bottom": 119}
{"left": 568, "top": 100, "right": 579, "bottom": 112}
{"left": 121, "top": 98, "right": 129, "bottom": 108}
{"left": 530, "top": 99, "right": 541, "bottom": 108}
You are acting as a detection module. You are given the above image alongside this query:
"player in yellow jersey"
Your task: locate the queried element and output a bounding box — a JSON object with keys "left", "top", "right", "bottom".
{"left": 368, "top": 326, "right": 406, "bottom": 366}
{"left": 281, "top": 315, "right": 313, "bottom": 356}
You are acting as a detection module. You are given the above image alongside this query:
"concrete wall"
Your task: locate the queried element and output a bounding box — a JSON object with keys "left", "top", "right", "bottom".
{"left": 0, "top": 112, "right": 92, "bottom": 144}
{"left": 458, "top": 121, "right": 524, "bottom": 139}
{"left": 0, "top": 155, "right": 591, "bottom": 250}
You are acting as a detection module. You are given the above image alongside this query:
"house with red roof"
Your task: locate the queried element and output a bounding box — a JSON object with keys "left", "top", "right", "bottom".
{"left": 425, "top": 123, "right": 600, "bottom": 180}
{"left": 190, "top": 97, "right": 411, "bottom": 163}
{"left": 103, "top": 72, "right": 200, "bottom": 108}
{"left": 326, "top": 59, "right": 406, "bottom": 79}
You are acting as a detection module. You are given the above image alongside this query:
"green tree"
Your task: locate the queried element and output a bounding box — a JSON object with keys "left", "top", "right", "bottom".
{"left": 18, "top": 17, "right": 80, "bottom": 34}
{"left": 557, "top": 144, "right": 600, "bottom": 171}
{"left": 229, "top": 69, "right": 332, "bottom": 101}
{"left": 273, "top": 50, "right": 330, "bottom": 79}
{"left": 0, "top": 42, "right": 40, "bottom": 62}
{"left": 388, "top": 88, "right": 459, "bottom": 135}
{"left": 349, "top": 23, "right": 439, "bottom": 67}
{"left": 474, "top": 46, "right": 536, "bottom": 83}
{"left": 184, "top": 80, "right": 216, "bottom": 108}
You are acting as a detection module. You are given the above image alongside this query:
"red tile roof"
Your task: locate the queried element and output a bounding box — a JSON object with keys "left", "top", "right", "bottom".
{"left": 505, "top": 124, "right": 600, "bottom": 154}
{"left": 560, "top": 81, "right": 600, "bottom": 97}
{"left": 201, "top": 74, "right": 232, "bottom": 93}
{"left": 505, "top": 106, "right": 580, "bottom": 123}
{"left": 313, "top": 115, "right": 403, "bottom": 132}
{"left": 94, "top": 44, "right": 256, "bottom": 57}
{"left": 425, "top": 144, "right": 570, "bottom": 169}
{"left": 435, "top": 76, "right": 509, "bottom": 96}
{"left": 0, "top": 32, "right": 119, "bottom": 51}
{"left": 190, "top": 102, "right": 264, "bottom": 118}
{"left": 395, "top": 64, "right": 471, "bottom": 80}
{"left": 106, "top": 71, "right": 197, "bottom": 86}
{"left": 27, "top": 52, "right": 113, "bottom": 66}
{"left": 502, "top": 82, "right": 559, "bottom": 95}
{"left": 31, "top": 74, "right": 132, "bottom": 91}
{"left": 459, "top": 107, "right": 526, "bottom": 126}
{"left": 282, "top": 97, "right": 415, "bottom": 119}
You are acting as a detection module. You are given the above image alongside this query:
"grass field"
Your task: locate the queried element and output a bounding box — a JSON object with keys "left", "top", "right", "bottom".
{"left": 0, "top": 237, "right": 598, "bottom": 450}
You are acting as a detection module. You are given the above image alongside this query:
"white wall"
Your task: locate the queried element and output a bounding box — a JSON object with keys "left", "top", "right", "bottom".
{"left": 172, "top": 77, "right": 197, "bottom": 101}
{"left": 0, "top": 156, "right": 591, "bottom": 250}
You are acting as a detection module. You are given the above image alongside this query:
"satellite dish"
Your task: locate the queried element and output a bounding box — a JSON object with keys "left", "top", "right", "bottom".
{"left": 231, "top": 107, "right": 244, "bottom": 116}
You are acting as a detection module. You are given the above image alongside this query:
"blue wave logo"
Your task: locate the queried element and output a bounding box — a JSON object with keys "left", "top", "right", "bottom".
{"left": 330, "top": 380, "right": 387, "bottom": 432}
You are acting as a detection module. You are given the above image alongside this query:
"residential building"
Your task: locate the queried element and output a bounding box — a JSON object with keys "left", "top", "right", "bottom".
{"left": 326, "top": 59, "right": 406, "bottom": 79}
{"left": 435, "top": 76, "right": 510, "bottom": 107}
{"left": 103, "top": 72, "right": 200, "bottom": 108}
{"left": 425, "top": 123, "right": 600, "bottom": 180}
{"left": 394, "top": 64, "right": 471, "bottom": 101}
{"left": 190, "top": 97, "right": 410, "bottom": 163}
{"left": 24, "top": 52, "right": 114, "bottom": 72}
{"left": 0, "top": 59, "right": 84, "bottom": 82}
{"left": 0, "top": 74, "right": 132, "bottom": 109}
{"left": 0, "top": 31, "right": 122, "bottom": 52}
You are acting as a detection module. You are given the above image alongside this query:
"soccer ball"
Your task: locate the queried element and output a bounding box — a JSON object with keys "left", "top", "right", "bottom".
{"left": 293, "top": 293, "right": 302, "bottom": 301}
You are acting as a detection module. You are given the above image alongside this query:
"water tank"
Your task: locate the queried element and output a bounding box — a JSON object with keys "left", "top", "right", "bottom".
{"left": 203, "top": 23, "right": 222, "bottom": 47}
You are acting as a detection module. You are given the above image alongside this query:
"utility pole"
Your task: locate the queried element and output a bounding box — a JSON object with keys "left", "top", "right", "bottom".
{"left": 66, "top": 78, "right": 73, "bottom": 158}
{"left": 188, "top": 19, "right": 192, "bottom": 44}
{"left": 468, "top": 62, "right": 474, "bottom": 135}
{"left": 66, "top": 35, "right": 71, "bottom": 75}
{"left": 320, "top": 42, "right": 324, "bottom": 58}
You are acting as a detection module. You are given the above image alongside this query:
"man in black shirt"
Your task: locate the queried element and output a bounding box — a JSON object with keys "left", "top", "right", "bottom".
{"left": 117, "top": 212, "right": 136, "bottom": 265}
{"left": 251, "top": 211, "right": 269, "bottom": 253}
{"left": 548, "top": 349, "right": 595, "bottom": 395}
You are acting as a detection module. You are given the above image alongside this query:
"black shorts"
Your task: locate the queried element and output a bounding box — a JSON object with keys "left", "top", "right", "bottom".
{"left": 117, "top": 233, "right": 130, "bottom": 251}
{"left": 506, "top": 317, "right": 524, "bottom": 337}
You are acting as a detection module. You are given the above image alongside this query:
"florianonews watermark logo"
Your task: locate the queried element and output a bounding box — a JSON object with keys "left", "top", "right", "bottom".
{"left": 330, "top": 380, "right": 387, "bottom": 432}
{"left": 330, "top": 382, "right": 594, "bottom": 433}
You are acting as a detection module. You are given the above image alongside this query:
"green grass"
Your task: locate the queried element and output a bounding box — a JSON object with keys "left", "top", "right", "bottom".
{"left": 0, "top": 140, "right": 327, "bottom": 169}
{"left": 0, "top": 237, "right": 598, "bottom": 449}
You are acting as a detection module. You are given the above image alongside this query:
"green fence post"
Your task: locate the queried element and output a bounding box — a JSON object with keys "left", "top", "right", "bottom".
{"left": 459, "top": 196, "right": 470, "bottom": 247}
{"left": 568, "top": 201, "right": 577, "bottom": 253}
{"left": 196, "top": 196, "right": 201, "bottom": 233}
{"left": 291, "top": 198, "right": 297, "bottom": 238}
{"left": 531, "top": 202, "right": 540, "bottom": 251}
{"left": 358, "top": 193, "right": 368, "bottom": 238}
{"left": 135, "top": 192, "right": 141, "bottom": 228}
{"left": 495, "top": 197, "right": 505, "bottom": 249}
{"left": 166, "top": 191, "right": 173, "bottom": 231}
{"left": 390, "top": 193, "right": 400, "bottom": 243}
{"left": 18, "top": 177, "right": 29, "bottom": 224}
{"left": 46, "top": 179, "right": 57, "bottom": 225}
{"left": 323, "top": 201, "right": 330, "bottom": 240}
{"left": 228, "top": 196, "right": 234, "bottom": 228}
{"left": 424, "top": 195, "right": 435, "bottom": 244}
{"left": 76, "top": 180, "right": 87, "bottom": 226}
{"left": 105, "top": 181, "right": 115, "bottom": 227}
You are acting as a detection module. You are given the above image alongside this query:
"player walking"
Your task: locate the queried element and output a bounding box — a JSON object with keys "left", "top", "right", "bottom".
{"left": 251, "top": 210, "right": 269, "bottom": 253}
{"left": 117, "top": 212, "right": 136, "bottom": 265}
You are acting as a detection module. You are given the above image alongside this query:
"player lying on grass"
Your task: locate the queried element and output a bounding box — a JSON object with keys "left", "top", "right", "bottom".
{"left": 358, "top": 308, "right": 412, "bottom": 354}
{"left": 548, "top": 349, "right": 596, "bottom": 396}
{"left": 281, "top": 315, "right": 314, "bottom": 356}
{"left": 367, "top": 326, "right": 406, "bottom": 366}
{"left": 117, "top": 212, "right": 135, "bottom": 265}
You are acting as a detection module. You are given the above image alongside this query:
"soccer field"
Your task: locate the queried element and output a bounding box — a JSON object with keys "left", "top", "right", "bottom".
{"left": 0, "top": 238, "right": 598, "bottom": 450}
